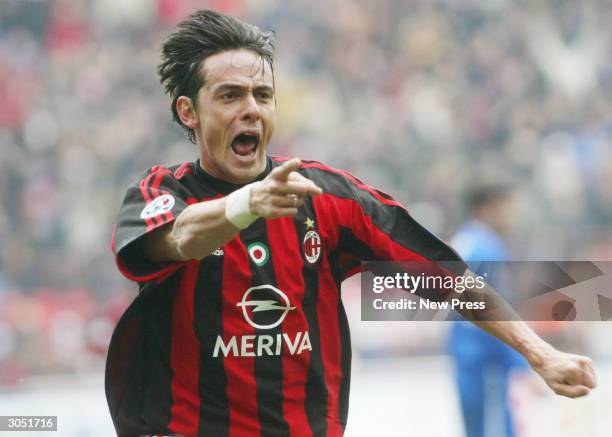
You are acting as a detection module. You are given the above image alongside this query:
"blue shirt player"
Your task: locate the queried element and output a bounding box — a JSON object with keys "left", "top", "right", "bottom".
{"left": 448, "top": 183, "right": 529, "bottom": 437}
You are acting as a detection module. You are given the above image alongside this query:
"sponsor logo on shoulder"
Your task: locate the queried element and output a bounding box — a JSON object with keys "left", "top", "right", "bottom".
{"left": 140, "top": 194, "right": 175, "bottom": 219}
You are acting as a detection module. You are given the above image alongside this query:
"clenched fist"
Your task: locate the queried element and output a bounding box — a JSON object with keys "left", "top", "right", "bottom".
{"left": 530, "top": 346, "right": 597, "bottom": 398}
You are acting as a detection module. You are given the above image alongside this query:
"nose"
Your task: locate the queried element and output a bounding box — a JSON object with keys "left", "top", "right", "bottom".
{"left": 239, "top": 92, "right": 261, "bottom": 123}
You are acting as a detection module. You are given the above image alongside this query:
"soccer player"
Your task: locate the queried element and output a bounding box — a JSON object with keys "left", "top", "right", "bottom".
{"left": 107, "top": 9, "right": 597, "bottom": 437}
{"left": 448, "top": 183, "right": 529, "bottom": 437}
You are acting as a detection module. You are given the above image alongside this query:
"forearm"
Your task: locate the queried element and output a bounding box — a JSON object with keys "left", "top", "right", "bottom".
{"left": 470, "top": 319, "right": 554, "bottom": 366}
{"left": 143, "top": 196, "right": 244, "bottom": 262}
{"left": 172, "top": 198, "right": 241, "bottom": 260}
{"left": 453, "top": 274, "right": 554, "bottom": 366}
{"left": 450, "top": 271, "right": 596, "bottom": 397}
{"left": 144, "top": 158, "right": 322, "bottom": 263}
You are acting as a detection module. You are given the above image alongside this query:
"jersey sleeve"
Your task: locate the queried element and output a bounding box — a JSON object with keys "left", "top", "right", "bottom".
{"left": 311, "top": 165, "right": 466, "bottom": 282}
{"left": 111, "top": 166, "right": 190, "bottom": 283}
{"left": 345, "top": 176, "right": 463, "bottom": 264}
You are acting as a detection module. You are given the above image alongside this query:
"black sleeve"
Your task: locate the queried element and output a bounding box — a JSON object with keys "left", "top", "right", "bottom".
{"left": 111, "top": 166, "right": 190, "bottom": 283}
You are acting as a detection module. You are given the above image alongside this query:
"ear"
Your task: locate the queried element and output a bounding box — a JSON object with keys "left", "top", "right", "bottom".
{"left": 176, "top": 96, "right": 199, "bottom": 129}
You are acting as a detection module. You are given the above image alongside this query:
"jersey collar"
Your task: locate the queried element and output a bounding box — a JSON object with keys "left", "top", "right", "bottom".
{"left": 193, "top": 155, "right": 273, "bottom": 194}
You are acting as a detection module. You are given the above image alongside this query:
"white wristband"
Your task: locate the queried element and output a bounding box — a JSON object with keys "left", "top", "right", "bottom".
{"left": 225, "top": 182, "right": 260, "bottom": 229}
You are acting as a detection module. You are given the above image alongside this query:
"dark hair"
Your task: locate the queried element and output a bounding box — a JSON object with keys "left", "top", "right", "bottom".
{"left": 465, "top": 182, "right": 513, "bottom": 212}
{"left": 158, "top": 9, "right": 275, "bottom": 143}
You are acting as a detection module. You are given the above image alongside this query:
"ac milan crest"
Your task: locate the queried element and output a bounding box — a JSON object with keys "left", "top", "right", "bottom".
{"left": 303, "top": 230, "right": 321, "bottom": 264}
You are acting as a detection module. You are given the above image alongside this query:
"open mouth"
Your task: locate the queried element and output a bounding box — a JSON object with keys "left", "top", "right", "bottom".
{"left": 231, "top": 132, "right": 260, "bottom": 159}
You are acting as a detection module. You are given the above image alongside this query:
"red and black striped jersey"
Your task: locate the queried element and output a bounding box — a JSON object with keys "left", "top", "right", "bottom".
{"left": 107, "top": 155, "right": 463, "bottom": 437}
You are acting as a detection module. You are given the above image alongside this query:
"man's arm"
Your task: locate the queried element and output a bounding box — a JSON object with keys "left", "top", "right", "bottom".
{"left": 143, "top": 158, "right": 322, "bottom": 262}
{"left": 473, "top": 319, "right": 596, "bottom": 397}
{"left": 271, "top": 165, "right": 596, "bottom": 398}
{"left": 454, "top": 277, "right": 597, "bottom": 398}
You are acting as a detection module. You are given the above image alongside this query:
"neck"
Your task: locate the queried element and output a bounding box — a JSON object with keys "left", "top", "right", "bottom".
{"left": 198, "top": 155, "right": 268, "bottom": 185}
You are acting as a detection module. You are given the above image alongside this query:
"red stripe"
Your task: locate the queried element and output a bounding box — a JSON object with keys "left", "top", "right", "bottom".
{"left": 138, "top": 166, "right": 176, "bottom": 230}
{"left": 173, "top": 162, "right": 191, "bottom": 179}
{"left": 339, "top": 196, "right": 460, "bottom": 284}
{"left": 149, "top": 167, "right": 173, "bottom": 226}
{"left": 317, "top": 193, "right": 430, "bottom": 262}
{"left": 175, "top": 163, "right": 188, "bottom": 179}
{"left": 110, "top": 224, "right": 117, "bottom": 253}
{"left": 267, "top": 217, "right": 312, "bottom": 437}
{"left": 186, "top": 193, "right": 224, "bottom": 205}
{"left": 139, "top": 170, "right": 157, "bottom": 232}
{"left": 221, "top": 239, "right": 261, "bottom": 437}
{"left": 114, "top": 256, "right": 185, "bottom": 283}
{"left": 168, "top": 261, "right": 201, "bottom": 436}
{"left": 270, "top": 155, "right": 291, "bottom": 163}
{"left": 173, "top": 162, "right": 187, "bottom": 178}
{"left": 311, "top": 193, "right": 435, "bottom": 434}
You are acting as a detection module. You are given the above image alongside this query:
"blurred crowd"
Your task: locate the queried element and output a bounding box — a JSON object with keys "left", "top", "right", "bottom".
{"left": 1, "top": 0, "right": 611, "bottom": 382}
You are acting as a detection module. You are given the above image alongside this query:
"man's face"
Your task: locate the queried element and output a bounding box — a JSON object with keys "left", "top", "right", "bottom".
{"left": 483, "top": 195, "right": 514, "bottom": 235}
{"left": 192, "top": 49, "right": 275, "bottom": 184}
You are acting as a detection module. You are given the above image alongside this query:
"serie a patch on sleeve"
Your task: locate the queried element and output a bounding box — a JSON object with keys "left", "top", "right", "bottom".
{"left": 140, "top": 194, "right": 175, "bottom": 219}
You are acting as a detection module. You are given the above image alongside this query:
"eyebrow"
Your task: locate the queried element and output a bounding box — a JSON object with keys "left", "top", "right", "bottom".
{"left": 213, "top": 83, "right": 274, "bottom": 94}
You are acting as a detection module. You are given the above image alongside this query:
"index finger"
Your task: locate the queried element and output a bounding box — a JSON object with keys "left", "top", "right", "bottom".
{"left": 271, "top": 158, "right": 302, "bottom": 181}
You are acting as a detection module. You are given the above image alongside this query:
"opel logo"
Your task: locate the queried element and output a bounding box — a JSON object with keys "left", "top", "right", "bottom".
{"left": 237, "top": 285, "right": 295, "bottom": 330}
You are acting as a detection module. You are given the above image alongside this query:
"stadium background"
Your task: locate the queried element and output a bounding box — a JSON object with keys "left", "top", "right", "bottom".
{"left": 0, "top": 0, "right": 611, "bottom": 435}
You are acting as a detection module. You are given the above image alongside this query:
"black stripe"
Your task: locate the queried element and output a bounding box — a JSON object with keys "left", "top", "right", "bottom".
{"left": 195, "top": 257, "right": 230, "bottom": 437}
{"left": 240, "top": 219, "right": 290, "bottom": 437}
{"left": 337, "top": 300, "right": 351, "bottom": 428}
{"left": 106, "top": 278, "right": 180, "bottom": 437}
{"left": 181, "top": 172, "right": 221, "bottom": 200}
{"left": 295, "top": 199, "right": 328, "bottom": 437}
{"left": 140, "top": 278, "right": 180, "bottom": 432}
{"left": 338, "top": 227, "right": 375, "bottom": 260}
{"left": 105, "top": 287, "right": 148, "bottom": 436}
{"left": 114, "top": 167, "right": 158, "bottom": 256}
{"left": 327, "top": 227, "right": 376, "bottom": 284}
{"left": 326, "top": 228, "right": 361, "bottom": 426}
{"left": 300, "top": 165, "right": 463, "bottom": 264}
